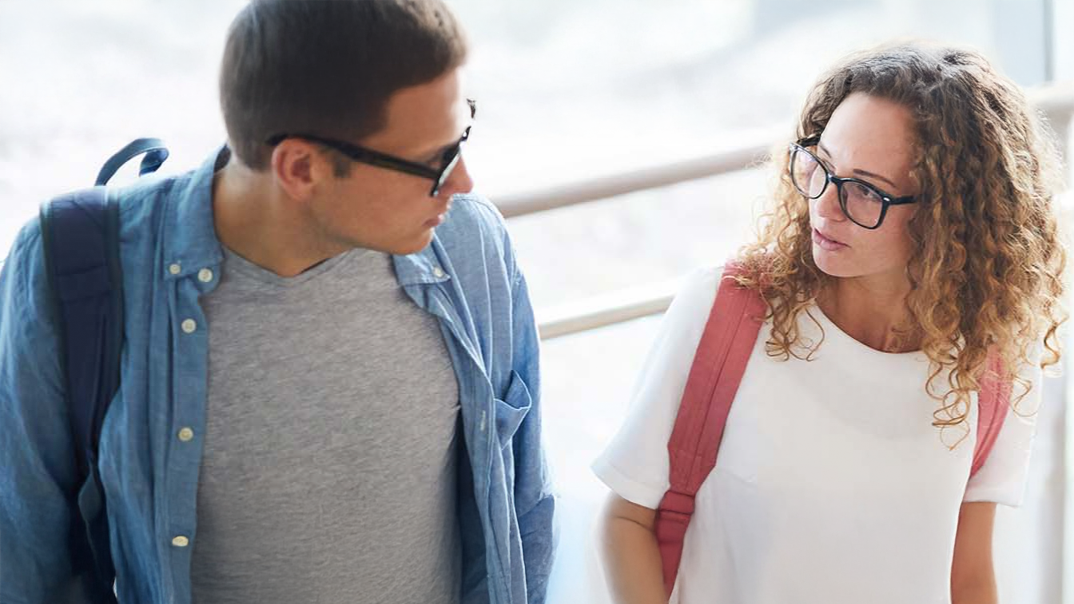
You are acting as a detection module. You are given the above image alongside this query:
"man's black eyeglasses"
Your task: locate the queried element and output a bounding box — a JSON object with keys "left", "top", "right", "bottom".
{"left": 789, "top": 136, "right": 917, "bottom": 230}
{"left": 267, "top": 99, "right": 476, "bottom": 197}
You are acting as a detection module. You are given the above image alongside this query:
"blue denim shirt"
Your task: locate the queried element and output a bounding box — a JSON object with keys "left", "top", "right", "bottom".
{"left": 0, "top": 148, "right": 555, "bottom": 604}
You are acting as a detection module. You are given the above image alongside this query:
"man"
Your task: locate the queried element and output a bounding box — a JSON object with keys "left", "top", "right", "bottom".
{"left": 0, "top": 1, "right": 555, "bottom": 603}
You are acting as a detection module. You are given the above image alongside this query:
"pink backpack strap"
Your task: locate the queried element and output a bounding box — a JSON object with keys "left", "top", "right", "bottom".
{"left": 654, "top": 264, "right": 766, "bottom": 596}
{"left": 971, "top": 350, "right": 1012, "bottom": 478}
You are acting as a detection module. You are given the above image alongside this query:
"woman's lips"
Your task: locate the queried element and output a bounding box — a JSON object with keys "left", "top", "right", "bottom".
{"left": 812, "top": 228, "right": 848, "bottom": 251}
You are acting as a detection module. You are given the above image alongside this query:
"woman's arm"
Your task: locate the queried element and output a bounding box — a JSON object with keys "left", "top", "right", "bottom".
{"left": 951, "top": 501, "right": 998, "bottom": 604}
{"left": 598, "top": 492, "right": 669, "bottom": 604}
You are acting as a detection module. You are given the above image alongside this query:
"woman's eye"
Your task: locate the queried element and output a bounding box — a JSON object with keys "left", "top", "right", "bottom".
{"left": 849, "top": 183, "right": 883, "bottom": 203}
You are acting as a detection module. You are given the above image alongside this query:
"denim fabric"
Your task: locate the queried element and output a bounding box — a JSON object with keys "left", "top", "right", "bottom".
{"left": 0, "top": 147, "right": 555, "bottom": 604}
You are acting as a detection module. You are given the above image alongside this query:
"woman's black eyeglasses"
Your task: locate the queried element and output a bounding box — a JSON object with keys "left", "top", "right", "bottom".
{"left": 789, "top": 136, "right": 917, "bottom": 229}
{"left": 267, "top": 99, "right": 476, "bottom": 197}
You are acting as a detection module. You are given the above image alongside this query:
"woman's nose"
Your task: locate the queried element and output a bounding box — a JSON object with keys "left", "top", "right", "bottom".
{"left": 812, "top": 180, "right": 845, "bottom": 222}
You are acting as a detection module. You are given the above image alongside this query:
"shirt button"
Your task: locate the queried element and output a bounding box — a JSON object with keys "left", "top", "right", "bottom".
{"left": 178, "top": 427, "right": 195, "bottom": 442}
{"left": 181, "top": 319, "right": 197, "bottom": 334}
{"left": 172, "top": 535, "right": 190, "bottom": 547}
{"left": 198, "top": 268, "right": 214, "bottom": 283}
{"left": 168, "top": 263, "right": 181, "bottom": 275}
{"left": 433, "top": 267, "right": 445, "bottom": 278}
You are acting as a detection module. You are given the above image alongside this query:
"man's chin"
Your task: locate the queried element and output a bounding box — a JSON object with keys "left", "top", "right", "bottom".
{"left": 385, "top": 229, "right": 436, "bottom": 256}
{"left": 341, "top": 227, "right": 437, "bottom": 256}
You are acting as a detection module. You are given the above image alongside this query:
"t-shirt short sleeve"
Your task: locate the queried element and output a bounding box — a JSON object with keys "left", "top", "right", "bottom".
{"left": 591, "top": 267, "right": 722, "bottom": 510}
{"left": 963, "top": 345, "right": 1045, "bottom": 507}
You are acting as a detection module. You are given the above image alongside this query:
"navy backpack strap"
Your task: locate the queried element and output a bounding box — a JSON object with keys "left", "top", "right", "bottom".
{"left": 40, "top": 185, "right": 121, "bottom": 597}
{"left": 40, "top": 188, "right": 122, "bottom": 603}
{"left": 38, "top": 138, "right": 166, "bottom": 603}
{"left": 40, "top": 188, "right": 123, "bottom": 500}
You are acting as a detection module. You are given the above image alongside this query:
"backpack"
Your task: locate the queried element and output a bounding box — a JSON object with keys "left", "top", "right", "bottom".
{"left": 39, "top": 138, "right": 169, "bottom": 603}
{"left": 653, "top": 264, "right": 1013, "bottom": 596}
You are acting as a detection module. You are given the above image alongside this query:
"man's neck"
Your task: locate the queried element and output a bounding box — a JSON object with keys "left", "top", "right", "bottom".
{"left": 211, "top": 161, "right": 345, "bottom": 278}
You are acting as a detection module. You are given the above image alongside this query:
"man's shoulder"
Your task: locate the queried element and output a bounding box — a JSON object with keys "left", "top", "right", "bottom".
{"left": 1, "top": 212, "right": 45, "bottom": 283}
{"left": 425, "top": 193, "right": 519, "bottom": 283}
{"left": 1, "top": 176, "right": 156, "bottom": 283}
{"left": 436, "top": 193, "right": 508, "bottom": 245}
{"left": 111, "top": 171, "right": 187, "bottom": 224}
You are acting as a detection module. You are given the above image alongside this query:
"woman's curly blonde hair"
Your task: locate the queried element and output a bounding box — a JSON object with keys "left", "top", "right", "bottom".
{"left": 736, "top": 41, "right": 1067, "bottom": 433}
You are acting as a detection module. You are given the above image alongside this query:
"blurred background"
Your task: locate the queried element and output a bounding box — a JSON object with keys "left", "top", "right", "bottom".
{"left": 1, "top": 0, "right": 1071, "bottom": 601}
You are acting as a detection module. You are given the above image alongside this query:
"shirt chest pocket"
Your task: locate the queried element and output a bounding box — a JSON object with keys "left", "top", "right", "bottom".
{"left": 494, "top": 370, "right": 532, "bottom": 447}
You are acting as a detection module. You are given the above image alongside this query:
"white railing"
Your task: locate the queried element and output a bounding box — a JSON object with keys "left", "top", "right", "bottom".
{"left": 515, "top": 83, "right": 1074, "bottom": 341}
{"left": 496, "top": 133, "right": 778, "bottom": 219}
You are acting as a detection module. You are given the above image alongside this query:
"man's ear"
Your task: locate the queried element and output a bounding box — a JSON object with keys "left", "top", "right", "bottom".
{"left": 269, "top": 140, "right": 335, "bottom": 203}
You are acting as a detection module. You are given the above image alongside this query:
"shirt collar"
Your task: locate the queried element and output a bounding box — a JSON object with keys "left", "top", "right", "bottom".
{"left": 161, "top": 145, "right": 228, "bottom": 280}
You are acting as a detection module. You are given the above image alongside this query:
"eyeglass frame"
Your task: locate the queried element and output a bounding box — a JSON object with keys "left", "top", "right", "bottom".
{"left": 266, "top": 98, "right": 476, "bottom": 197}
{"left": 789, "top": 135, "right": 917, "bottom": 230}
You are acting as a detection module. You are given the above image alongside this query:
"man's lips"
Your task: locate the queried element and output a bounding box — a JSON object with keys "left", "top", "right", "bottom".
{"left": 812, "top": 228, "right": 848, "bottom": 250}
{"left": 424, "top": 203, "right": 451, "bottom": 228}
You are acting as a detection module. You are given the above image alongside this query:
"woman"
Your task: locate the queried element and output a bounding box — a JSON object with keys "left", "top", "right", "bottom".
{"left": 594, "top": 42, "right": 1066, "bottom": 604}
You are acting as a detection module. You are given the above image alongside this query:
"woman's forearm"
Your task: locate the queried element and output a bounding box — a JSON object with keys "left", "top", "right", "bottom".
{"left": 951, "top": 502, "right": 998, "bottom": 604}
{"left": 951, "top": 577, "right": 997, "bottom": 604}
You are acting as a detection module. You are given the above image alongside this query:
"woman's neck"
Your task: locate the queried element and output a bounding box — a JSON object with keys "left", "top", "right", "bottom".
{"left": 815, "top": 272, "right": 921, "bottom": 353}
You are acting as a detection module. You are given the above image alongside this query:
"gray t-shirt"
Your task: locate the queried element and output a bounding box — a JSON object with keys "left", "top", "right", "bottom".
{"left": 190, "top": 247, "right": 461, "bottom": 604}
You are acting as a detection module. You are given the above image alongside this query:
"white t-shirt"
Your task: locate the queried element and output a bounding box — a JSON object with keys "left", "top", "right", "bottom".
{"left": 593, "top": 267, "right": 1042, "bottom": 604}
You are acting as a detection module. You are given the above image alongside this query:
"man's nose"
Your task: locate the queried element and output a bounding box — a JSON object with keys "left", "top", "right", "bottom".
{"left": 438, "top": 155, "right": 474, "bottom": 199}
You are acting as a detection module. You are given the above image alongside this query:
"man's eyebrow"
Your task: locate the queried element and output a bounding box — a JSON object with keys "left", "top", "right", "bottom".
{"left": 416, "top": 143, "right": 451, "bottom": 163}
{"left": 818, "top": 141, "right": 900, "bottom": 190}
{"left": 416, "top": 128, "right": 468, "bottom": 162}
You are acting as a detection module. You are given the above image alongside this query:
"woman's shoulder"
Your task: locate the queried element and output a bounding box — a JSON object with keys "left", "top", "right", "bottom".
{"left": 672, "top": 265, "right": 723, "bottom": 309}
{"left": 657, "top": 266, "right": 728, "bottom": 340}
{"left": 683, "top": 264, "right": 724, "bottom": 290}
{"left": 673, "top": 262, "right": 765, "bottom": 307}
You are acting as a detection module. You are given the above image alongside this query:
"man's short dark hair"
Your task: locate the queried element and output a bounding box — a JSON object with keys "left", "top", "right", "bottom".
{"left": 220, "top": 0, "right": 469, "bottom": 171}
